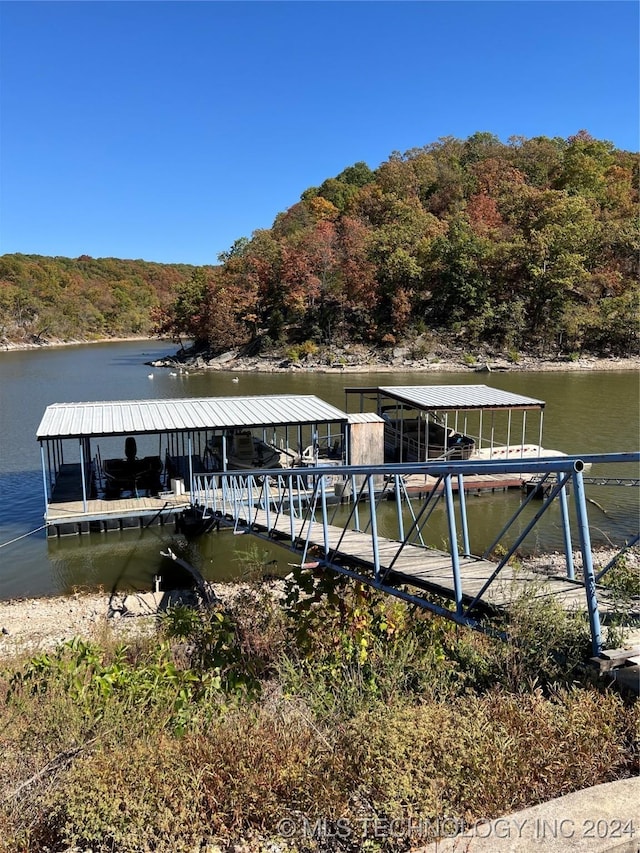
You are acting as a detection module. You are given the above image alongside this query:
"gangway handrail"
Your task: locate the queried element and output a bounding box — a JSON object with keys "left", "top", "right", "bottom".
{"left": 467, "top": 470, "right": 575, "bottom": 614}
{"left": 191, "top": 452, "right": 639, "bottom": 656}
{"left": 381, "top": 475, "right": 445, "bottom": 582}
{"left": 194, "top": 452, "right": 638, "bottom": 483}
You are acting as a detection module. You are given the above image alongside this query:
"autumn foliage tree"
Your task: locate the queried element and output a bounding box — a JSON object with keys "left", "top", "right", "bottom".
{"left": 2, "top": 131, "right": 637, "bottom": 358}
{"left": 194, "top": 130, "right": 635, "bottom": 357}
{"left": 0, "top": 254, "right": 198, "bottom": 343}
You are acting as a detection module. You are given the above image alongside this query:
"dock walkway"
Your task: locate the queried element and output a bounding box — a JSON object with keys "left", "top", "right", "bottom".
{"left": 243, "top": 507, "right": 632, "bottom": 619}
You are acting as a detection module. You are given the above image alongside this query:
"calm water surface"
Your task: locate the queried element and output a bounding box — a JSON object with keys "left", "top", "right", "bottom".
{"left": 0, "top": 342, "right": 638, "bottom": 599}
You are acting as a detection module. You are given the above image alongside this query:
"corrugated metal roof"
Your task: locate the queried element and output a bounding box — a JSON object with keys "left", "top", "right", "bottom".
{"left": 375, "top": 385, "right": 545, "bottom": 411}
{"left": 347, "top": 412, "right": 386, "bottom": 424}
{"left": 37, "top": 395, "right": 348, "bottom": 440}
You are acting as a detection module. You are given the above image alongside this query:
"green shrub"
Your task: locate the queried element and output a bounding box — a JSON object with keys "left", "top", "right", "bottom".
{"left": 435, "top": 564, "right": 594, "bottom": 693}
{"left": 286, "top": 345, "right": 301, "bottom": 362}
{"left": 299, "top": 339, "right": 319, "bottom": 358}
{"left": 1, "top": 576, "right": 638, "bottom": 852}
{"left": 599, "top": 554, "right": 640, "bottom": 599}
{"left": 281, "top": 567, "right": 460, "bottom": 717}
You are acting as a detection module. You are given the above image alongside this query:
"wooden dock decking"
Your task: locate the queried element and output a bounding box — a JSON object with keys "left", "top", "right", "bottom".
{"left": 243, "top": 507, "right": 634, "bottom": 619}
{"left": 45, "top": 492, "right": 191, "bottom": 536}
{"left": 44, "top": 462, "right": 190, "bottom": 535}
{"left": 46, "top": 493, "right": 191, "bottom": 522}
{"left": 400, "top": 471, "right": 527, "bottom": 498}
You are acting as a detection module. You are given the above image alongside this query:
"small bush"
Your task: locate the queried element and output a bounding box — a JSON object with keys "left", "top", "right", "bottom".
{"left": 286, "top": 345, "right": 301, "bottom": 362}
{"left": 599, "top": 553, "right": 640, "bottom": 599}
{"left": 280, "top": 568, "right": 456, "bottom": 717}
{"left": 299, "top": 339, "right": 319, "bottom": 358}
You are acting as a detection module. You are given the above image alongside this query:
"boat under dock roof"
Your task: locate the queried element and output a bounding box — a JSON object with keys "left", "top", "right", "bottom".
{"left": 37, "top": 394, "right": 349, "bottom": 440}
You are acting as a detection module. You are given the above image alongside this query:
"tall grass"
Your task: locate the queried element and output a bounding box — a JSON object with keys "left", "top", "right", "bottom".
{"left": 0, "top": 571, "right": 637, "bottom": 852}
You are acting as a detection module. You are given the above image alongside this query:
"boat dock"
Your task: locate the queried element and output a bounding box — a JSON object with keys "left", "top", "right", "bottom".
{"left": 36, "top": 394, "right": 349, "bottom": 537}
{"left": 37, "top": 387, "right": 569, "bottom": 536}
{"left": 34, "top": 392, "right": 640, "bottom": 658}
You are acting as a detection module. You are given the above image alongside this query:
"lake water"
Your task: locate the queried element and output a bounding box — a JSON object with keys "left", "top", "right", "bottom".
{"left": 0, "top": 341, "right": 638, "bottom": 600}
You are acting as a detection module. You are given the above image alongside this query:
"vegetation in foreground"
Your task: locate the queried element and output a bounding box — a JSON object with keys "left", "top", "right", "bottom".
{"left": 0, "top": 562, "right": 638, "bottom": 853}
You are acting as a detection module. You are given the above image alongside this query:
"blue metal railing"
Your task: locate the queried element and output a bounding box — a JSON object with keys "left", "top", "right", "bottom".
{"left": 191, "top": 453, "right": 639, "bottom": 655}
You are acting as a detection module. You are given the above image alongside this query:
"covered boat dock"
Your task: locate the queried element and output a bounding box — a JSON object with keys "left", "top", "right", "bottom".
{"left": 37, "top": 395, "right": 349, "bottom": 536}
{"left": 344, "top": 384, "right": 549, "bottom": 462}
{"left": 343, "top": 384, "right": 557, "bottom": 496}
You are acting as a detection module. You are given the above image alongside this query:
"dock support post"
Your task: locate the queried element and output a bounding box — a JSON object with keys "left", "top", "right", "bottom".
{"left": 79, "top": 438, "right": 88, "bottom": 512}
{"left": 557, "top": 472, "right": 574, "bottom": 579}
{"left": 263, "top": 477, "right": 271, "bottom": 532}
{"left": 351, "top": 473, "right": 360, "bottom": 531}
{"left": 46, "top": 441, "right": 54, "bottom": 490}
{"left": 40, "top": 443, "right": 49, "bottom": 506}
{"left": 457, "top": 473, "right": 470, "bottom": 557}
{"left": 320, "top": 475, "right": 329, "bottom": 557}
{"left": 538, "top": 411, "right": 544, "bottom": 457}
{"left": 444, "top": 474, "right": 463, "bottom": 614}
{"left": 288, "top": 477, "right": 295, "bottom": 541}
{"left": 572, "top": 467, "right": 603, "bottom": 656}
{"left": 367, "top": 474, "right": 381, "bottom": 582}
{"left": 395, "top": 474, "right": 405, "bottom": 542}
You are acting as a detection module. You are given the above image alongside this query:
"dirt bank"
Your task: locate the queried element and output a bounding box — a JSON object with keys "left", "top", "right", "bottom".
{"left": 0, "top": 548, "right": 636, "bottom": 660}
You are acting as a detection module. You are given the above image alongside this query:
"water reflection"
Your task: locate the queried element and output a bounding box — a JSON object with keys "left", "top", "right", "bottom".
{"left": 47, "top": 525, "right": 293, "bottom": 595}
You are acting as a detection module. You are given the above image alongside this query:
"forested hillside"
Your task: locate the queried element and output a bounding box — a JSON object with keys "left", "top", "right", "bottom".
{"left": 0, "top": 254, "right": 200, "bottom": 343}
{"left": 157, "top": 130, "right": 639, "bottom": 359}
{"left": 2, "top": 131, "right": 638, "bottom": 357}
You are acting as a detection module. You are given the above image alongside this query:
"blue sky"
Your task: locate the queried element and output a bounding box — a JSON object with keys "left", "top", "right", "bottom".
{"left": 1, "top": 1, "right": 638, "bottom": 266}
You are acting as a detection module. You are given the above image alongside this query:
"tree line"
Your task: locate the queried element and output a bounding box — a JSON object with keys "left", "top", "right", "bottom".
{"left": 157, "top": 130, "right": 639, "bottom": 358}
{"left": 2, "top": 131, "right": 638, "bottom": 357}
{"left": 0, "top": 254, "right": 201, "bottom": 343}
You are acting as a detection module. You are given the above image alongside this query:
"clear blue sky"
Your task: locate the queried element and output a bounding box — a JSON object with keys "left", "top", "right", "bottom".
{"left": 1, "top": 1, "right": 638, "bottom": 266}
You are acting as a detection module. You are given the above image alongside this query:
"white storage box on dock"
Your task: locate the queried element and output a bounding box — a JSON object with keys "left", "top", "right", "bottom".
{"left": 171, "top": 478, "right": 185, "bottom": 495}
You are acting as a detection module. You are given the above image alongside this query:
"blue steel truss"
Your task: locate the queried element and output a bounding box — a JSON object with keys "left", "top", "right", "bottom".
{"left": 191, "top": 453, "right": 639, "bottom": 656}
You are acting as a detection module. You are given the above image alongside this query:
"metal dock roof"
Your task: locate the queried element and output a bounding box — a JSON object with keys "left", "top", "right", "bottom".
{"left": 346, "top": 385, "right": 545, "bottom": 411}
{"left": 37, "top": 395, "right": 349, "bottom": 440}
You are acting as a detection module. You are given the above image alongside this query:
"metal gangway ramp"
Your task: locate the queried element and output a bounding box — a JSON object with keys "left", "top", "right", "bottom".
{"left": 192, "top": 453, "right": 640, "bottom": 657}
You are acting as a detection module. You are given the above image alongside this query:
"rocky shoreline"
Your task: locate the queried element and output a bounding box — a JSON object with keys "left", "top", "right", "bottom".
{"left": 2, "top": 335, "right": 638, "bottom": 373}
{"left": 149, "top": 342, "right": 640, "bottom": 375}
{"left": 1, "top": 334, "right": 157, "bottom": 352}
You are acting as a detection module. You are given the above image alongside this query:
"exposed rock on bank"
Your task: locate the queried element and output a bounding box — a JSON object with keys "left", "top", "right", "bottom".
{"left": 149, "top": 342, "right": 640, "bottom": 375}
